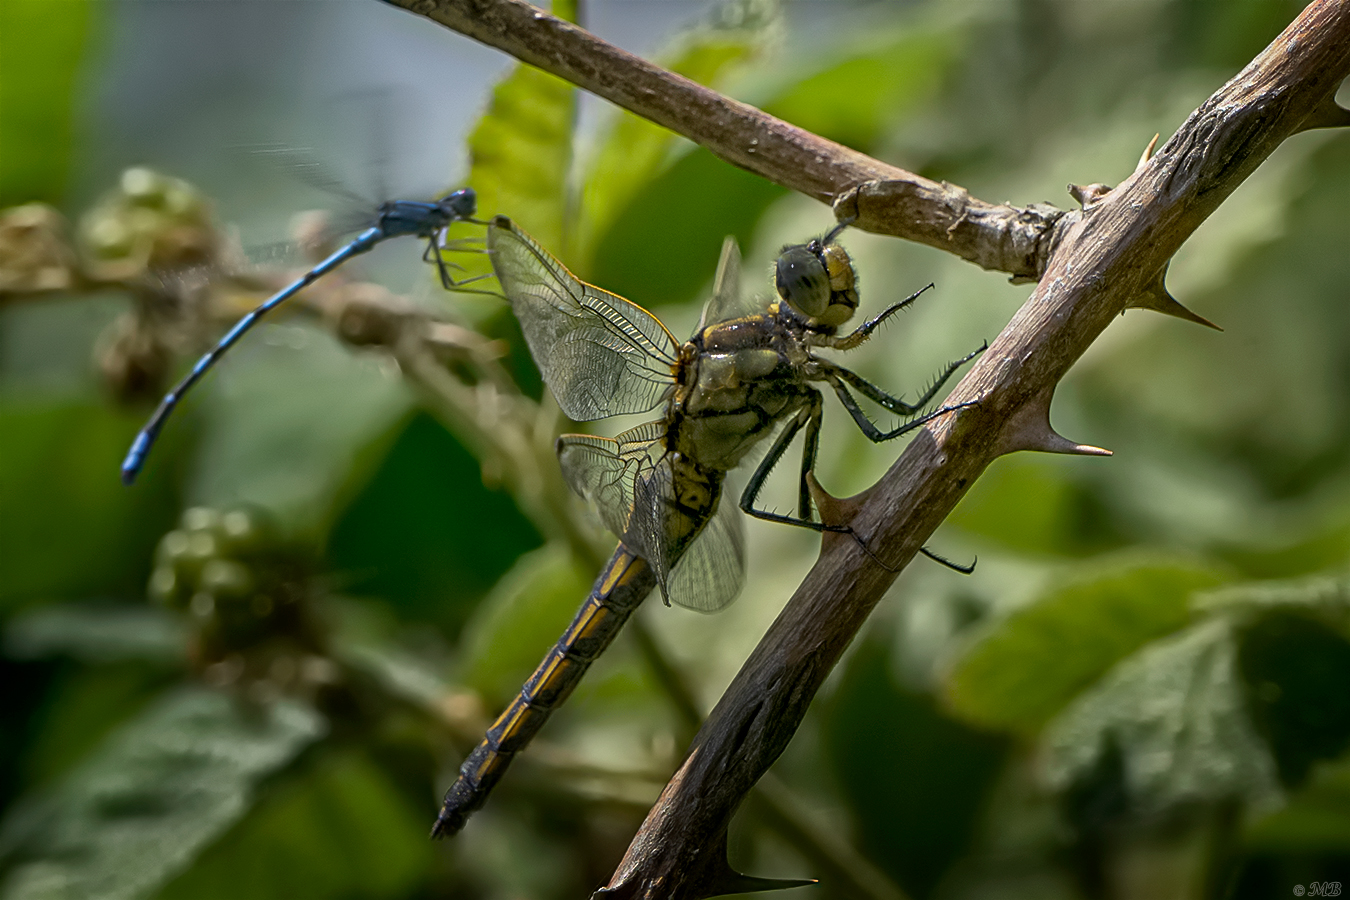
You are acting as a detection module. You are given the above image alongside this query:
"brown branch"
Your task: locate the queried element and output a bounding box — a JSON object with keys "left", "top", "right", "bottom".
{"left": 381, "top": 0, "right": 1061, "bottom": 279}
{"left": 593, "top": 2, "right": 1350, "bottom": 898}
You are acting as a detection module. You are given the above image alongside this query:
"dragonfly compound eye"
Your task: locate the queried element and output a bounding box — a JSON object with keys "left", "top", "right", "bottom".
{"left": 776, "top": 245, "right": 832, "bottom": 319}
{"left": 815, "top": 243, "right": 860, "bottom": 328}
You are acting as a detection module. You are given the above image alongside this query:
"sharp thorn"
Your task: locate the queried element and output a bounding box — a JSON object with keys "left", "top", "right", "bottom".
{"left": 1135, "top": 133, "right": 1160, "bottom": 172}
{"left": 1067, "top": 182, "right": 1112, "bottom": 209}
{"left": 1130, "top": 277, "right": 1222, "bottom": 331}
{"left": 1297, "top": 93, "right": 1350, "bottom": 132}
{"left": 995, "top": 387, "right": 1113, "bottom": 458}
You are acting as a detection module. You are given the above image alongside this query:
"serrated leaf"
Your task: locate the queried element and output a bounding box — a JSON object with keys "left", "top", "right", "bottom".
{"left": 0, "top": 686, "right": 326, "bottom": 900}
{"left": 1041, "top": 618, "right": 1281, "bottom": 817}
{"left": 4, "top": 602, "right": 187, "bottom": 665}
{"left": 577, "top": 6, "right": 772, "bottom": 272}
{"left": 1194, "top": 572, "right": 1350, "bottom": 626}
{"left": 155, "top": 750, "right": 431, "bottom": 900}
{"left": 945, "top": 555, "right": 1228, "bottom": 735}
{"left": 456, "top": 543, "right": 592, "bottom": 706}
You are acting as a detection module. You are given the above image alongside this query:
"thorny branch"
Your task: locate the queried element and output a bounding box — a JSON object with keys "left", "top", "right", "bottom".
{"left": 382, "top": 0, "right": 1350, "bottom": 897}
{"left": 381, "top": 0, "right": 1064, "bottom": 279}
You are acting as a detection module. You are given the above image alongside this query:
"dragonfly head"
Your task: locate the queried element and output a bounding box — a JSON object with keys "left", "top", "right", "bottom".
{"left": 439, "top": 187, "right": 478, "bottom": 220}
{"left": 775, "top": 229, "right": 859, "bottom": 329}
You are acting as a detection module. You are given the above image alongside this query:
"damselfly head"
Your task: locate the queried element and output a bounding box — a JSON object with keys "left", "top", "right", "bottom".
{"left": 775, "top": 225, "right": 858, "bottom": 329}
{"left": 439, "top": 188, "right": 477, "bottom": 220}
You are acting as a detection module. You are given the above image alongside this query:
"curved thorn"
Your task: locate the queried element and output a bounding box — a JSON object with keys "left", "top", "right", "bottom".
{"left": 995, "top": 386, "right": 1113, "bottom": 458}
{"left": 1135, "top": 133, "right": 1161, "bottom": 172}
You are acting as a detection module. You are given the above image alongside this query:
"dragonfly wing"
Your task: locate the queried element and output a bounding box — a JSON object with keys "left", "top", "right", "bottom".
{"left": 558, "top": 438, "right": 641, "bottom": 541}
{"left": 665, "top": 485, "right": 746, "bottom": 613}
{"left": 696, "top": 236, "right": 765, "bottom": 330}
{"left": 489, "top": 217, "right": 680, "bottom": 421}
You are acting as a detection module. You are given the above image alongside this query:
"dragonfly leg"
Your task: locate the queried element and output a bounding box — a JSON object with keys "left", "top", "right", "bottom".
{"left": 829, "top": 377, "right": 977, "bottom": 443}
{"left": 798, "top": 393, "right": 823, "bottom": 520}
{"left": 919, "top": 546, "right": 977, "bottom": 574}
{"left": 426, "top": 236, "right": 490, "bottom": 289}
{"left": 741, "top": 394, "right": 848, "bottom": 533}
{"left": 828, "top": 283, "right": 934, "bottom": 351}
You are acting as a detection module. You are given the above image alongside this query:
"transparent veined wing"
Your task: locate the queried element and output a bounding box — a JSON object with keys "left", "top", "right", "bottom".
{"left": 558, "top": 421, "right": 745, "bottom": 612}
{"left": 489, "top": 217, "right": 680, "bottom": 421}
{"left": 557, "top": 421, "right": 665, "bottom": 543}
{"left": 663, "top": 481, "right": 745, "bottom": 613}
{"left": 695, "top": 236, "right": 767, "bottom": 332}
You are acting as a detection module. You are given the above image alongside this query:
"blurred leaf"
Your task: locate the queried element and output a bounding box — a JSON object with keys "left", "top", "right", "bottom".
{"left": 0, "top": 686, "right": 325, "bottom": 900}
{"left": 1246, "top": 749, "right": 1350, "bottom": 855}
{"left": 1042, "top": 618, "right": 1281, "bottom": 818}
{"left": 947, "top": 456, "right": 1128, "bottom": 556}
{"left": 324, "top": 411, "right": 542, "bottom": 634}
{"left": 456, "top": 543, "right": 591, "bottom": 707}
{"left": 0, "top": 399, "right": 180, "bottom": 610}
{"left": 1237, "top": 610, "right": 1350, "bottom": 787}
{"left": 823, "top": 638, "right": 1007, "bottom": 897}
{"left": 589, "top": 147, "right": 786, "bottom": 311}
{"left": 763, "top": 15, "right": 967, "bottom": 153}
{"left": 1195, "top": 571, "right": 1350, "bottom": 625}
{"left": 328, "top": 598, "right": 453, "bottom": 711}
{"left": 577, "top": 6, "right": 771, "bottom": 271}
{"left": 4, "top": 602, "right": 186, "bottom": 665}
{"left": 186, "top": 326, "right": 411, "bottom": 540}
{"left": 155, "top": 749, "right": 431, "bottom": 900}
{"left": 0, "top": 0, "right": 92, "bottom": 204}
{"left": 946, "top": 555, "right": 1228, "bottom": 735}
{"left": 16, "top": 661, "right": 171, "bottom": 790}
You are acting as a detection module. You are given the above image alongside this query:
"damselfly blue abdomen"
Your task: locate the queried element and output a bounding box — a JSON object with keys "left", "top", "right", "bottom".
{"left": 120, "top": 188, "right": 478, "bottom": 485}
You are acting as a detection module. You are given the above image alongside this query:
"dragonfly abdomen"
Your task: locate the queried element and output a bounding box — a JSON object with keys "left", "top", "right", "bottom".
{"left": 432, "top": 547, "right": 655, "bottom": 838}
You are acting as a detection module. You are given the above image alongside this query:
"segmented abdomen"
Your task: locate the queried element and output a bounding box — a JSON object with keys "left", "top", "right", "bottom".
{"left": 431, "top": 548, "right": 655, "bottom": 837}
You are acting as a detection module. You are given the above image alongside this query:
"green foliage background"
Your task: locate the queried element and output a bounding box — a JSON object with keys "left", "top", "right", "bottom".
{"left": 3, "top": 1, "right": 1350, "bottom": 898}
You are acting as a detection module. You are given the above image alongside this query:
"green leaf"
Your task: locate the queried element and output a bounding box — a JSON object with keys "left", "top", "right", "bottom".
{"left": 946, "top": 456, "right": 1128, "bottom": 556}
{"left": 185, "top": 326, "right": 412, "bottom": 541}
{"left": 762, "top": 16, "right": 968, "bottom": 153}
{"left": 323, "top": 411, "right": 542, "bottom": 634}
{"left": 0, "top": 399, "right": 180, "bottom": 610}
{"left": 456, "top": 543, "right": 592, "bottom": 707}
{"left": 577, "top": 6, "right": 772, "bottom": 272}
{"left": 4, "top": 602, "right": 186, "bottom": 665}
{"left": 1041, "top": 618, "right": 1281, "bottom": 817}
{"left": 823, "top": 638, "right": 1008, "bottom": 897}
{"left": 155, "top": 749, "right": 431, "bottom": 900}
{"left": 588, "top": 147, "right": 787, "bottom": 312}
{"left": 0, "top": 0, "right": 93, "bottom": 204}
{"left": 465, "top": 62, "right": 575, "bottom": 262}
{"left": 945, "top": 555, "right": 1229, "bottom": 735}
{"left": 1246, "top": 750, "right": 1350, "bottom": 854}
{"left": 0, "top": 686, "right": 325, "bottom": 900}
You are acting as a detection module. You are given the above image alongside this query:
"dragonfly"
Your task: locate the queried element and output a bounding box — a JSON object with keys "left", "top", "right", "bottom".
{"left": 119, "top": 187, "right": 480, "bottom": 485}
{"left": 431, "top": 215, "right": 981, "bottom": 837}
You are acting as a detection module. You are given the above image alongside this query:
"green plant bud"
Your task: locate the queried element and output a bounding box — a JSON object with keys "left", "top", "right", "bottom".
{"left": 148, "top": 566, "right": 186, "bottom": 608}
{"left": 190, "top": 591, "right": 215, "bottom": 619}
{"left": 82, "top": 213, "right": 135, "bottom": 260}
{"left": 220, "top": 508, "right": 268, "bottom": 556}
{"left": 181, "top": 506, "right": 223, "bottom": 536}
{"left": 154, "top": 529, "right": 191, "bottom": 568}
{"left": 200, "top": 558, "right": 253, "bottom": 599}
{"left": 121, "top": 167, "right": 169, "bottom": 207}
